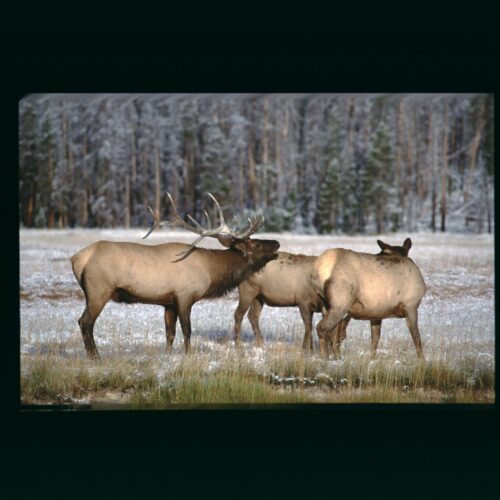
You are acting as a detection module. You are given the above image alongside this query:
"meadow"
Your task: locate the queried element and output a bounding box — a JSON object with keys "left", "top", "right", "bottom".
{"left": 20, "top": 229, "right": 494, "bottom": 407}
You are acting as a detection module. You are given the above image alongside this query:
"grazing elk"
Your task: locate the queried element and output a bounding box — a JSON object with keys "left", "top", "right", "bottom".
{"left": 234, "top": 252, "right": 322, "bottom": 350}
{"left": 71, "top": 193, "right": 280, "bottom": 359}
{"left": 312, "top": 237, "right": 426, "bottom": 360}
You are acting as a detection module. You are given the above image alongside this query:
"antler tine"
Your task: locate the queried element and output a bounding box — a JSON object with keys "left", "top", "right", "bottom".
{"left": 171, "top": 246, "right": 198, "bottom": 263}
{"left": 173, "top": 233, "right": 207, "bottom": 261}
{"left": 204, "top": 210, "right": 211, "bottom": 229}
{"left": 230, "top": 213, "right": 265, "bottom": 239}
{"left": 164, "top": 193, "right": 205, "bottom": 234}
{"left": 166, "top": 192, "right": 177, "bottom": 215}
{"left": 143, "top": 193, "right": 205, "bottom": 240}
{"left": 187, "top": 214, "right": 204, "bottom": 231}
{"left": 207, "top": 192, "right": 227, "bottom": 229}
{"left": 142, "top": 205, "right": 163, "bottom": 239}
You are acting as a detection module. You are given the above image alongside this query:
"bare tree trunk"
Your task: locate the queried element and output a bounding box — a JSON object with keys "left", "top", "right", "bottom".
{"left": 431, "top": 186, "right": 437, "bottom": 232}
{"left": 61, "top": 107, "right": 68, "bottom": 228}
{"left": 82, "top": 135, "right": 89, "bottom": 226}
{"left": 82, "top": 188, "right": 88, "bottom": 227}
{"left": 482, "top": 164, "right": 492, "bottom": 234}
{"left": 440, "top": 100, "right": 448, "bottom": 232}
{"left": 142, "top": 150, "right": 149, "bottom": 226}
{"left": 58, "top": 201, "right": 64, "bottom": 228}
{"left": 464, "top": 98, "right": 486, "bottom": 203}
{"left": 427, "top": 105, "right": 436, "bottom": 232}
{"left": 396, "top": 98, "right": 405, "bottom": 227}
{"left": 238, "top": 149, "right": 244, "bottom": 210}
{"left": 47, "top": 126, "right": 55, "bottom": 228}
{"left": 67, "top": 123, "right": 74, "bottom": 226}
{"left": 248, "top": 144, "right": 258, "bottom": 207}
{"left": 124, "top": 173, "right": 130, "bottom": 228}
{"left": 376, "top": 207, "right": 383, "bottom": 234}
{"left": 275, "top": 104, "right": 288, "bottom": 207}
{"left": 346, "top": 96, "right": 356, "bottom": 153}
{"left": 261, "top": 98, "right": 269, "bottom": 208}
{"left": 48, "top": 208, "right": 55, "bottom": 228}
{"left": 155, "top": 146, "right": 161, "bottom": 217}
{"left": 405, "top": 105, "right": 415, "bottom": 231}
{"left": 130, "top": 122, "right": 137, "bottom": 182}
{"left": 26, "top": 195, "right": 34, "bottom": 227}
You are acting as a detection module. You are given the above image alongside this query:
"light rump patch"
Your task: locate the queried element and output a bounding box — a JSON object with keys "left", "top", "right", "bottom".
{"left": 314, "top": 249, "right": 338, "bottom": 286}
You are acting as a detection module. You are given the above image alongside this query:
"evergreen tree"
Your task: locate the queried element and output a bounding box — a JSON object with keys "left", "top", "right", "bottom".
{"left": 365, "top": 120, "right": 394, "bottom": 233}
{"left": 316, "top": 157, "right": 341, "bottom": 233}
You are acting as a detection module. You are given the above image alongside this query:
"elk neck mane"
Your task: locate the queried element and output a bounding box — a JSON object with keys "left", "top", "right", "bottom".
{"left": 204, "top": 248, "right": 275, "bottom": 299}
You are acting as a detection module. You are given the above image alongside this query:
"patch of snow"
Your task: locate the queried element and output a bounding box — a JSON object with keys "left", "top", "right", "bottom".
{"left": 20, "top": 229, "right": 494, "bottom": 376}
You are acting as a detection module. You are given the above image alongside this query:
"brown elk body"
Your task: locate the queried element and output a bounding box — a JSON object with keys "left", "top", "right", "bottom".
{"left": 71, "top": 194, "right": 279, "bottom": 359}
{"left": 312, "top": 238, "right": 426, "bottom": 359}
{"left": 234, "top": 252, "right": 323, "bottom": 349}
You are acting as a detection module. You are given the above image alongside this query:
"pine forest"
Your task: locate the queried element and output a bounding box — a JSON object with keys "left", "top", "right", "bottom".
{"left": 19, "top": 93, "right": 494, "bottom": 234}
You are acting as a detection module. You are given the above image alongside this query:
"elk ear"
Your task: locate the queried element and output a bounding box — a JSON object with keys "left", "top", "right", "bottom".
{"left": 403, "top": 238, "right": 412, "bottom": 253}
{"left": 233, "top": 240, "right": 250, "bottom": 257}
{"left": 377, "top": 240, "right": 393, "bottom": 254}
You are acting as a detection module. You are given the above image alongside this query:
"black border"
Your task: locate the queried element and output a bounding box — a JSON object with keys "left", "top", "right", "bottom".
{"left": 5, "top": 3, "right": 499, "bottom": 497}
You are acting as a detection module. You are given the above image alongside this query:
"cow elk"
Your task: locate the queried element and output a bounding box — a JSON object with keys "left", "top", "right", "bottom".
{"left": 71, "top": 193, "right": 280, "bottom": 358}
{"left": 234, "top": 252, "right": 323, "bottom": 350}
{"left": 312, "top": 238, "right": 426, "bottom": 360}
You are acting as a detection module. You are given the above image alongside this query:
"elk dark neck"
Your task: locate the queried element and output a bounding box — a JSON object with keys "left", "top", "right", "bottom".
{"left": 204, "top": 249, "right": 274, "bottom": 298}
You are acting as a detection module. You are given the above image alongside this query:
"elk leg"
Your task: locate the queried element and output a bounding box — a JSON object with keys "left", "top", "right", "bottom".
{"left": 337, "top": 315, "right": 351, "bottom": 345}
{"left": 404, "top": 307, "right": 425, "bottom": 360}
{"left": 164, "top": 307, "right": 178, "bottom": 353}
{"left": 317, "top": 280, "right": 353, "bottom": 359}
{"left": 370, "top": 319, "right": 382, "bottom": 357}
{"left": 78, "top": 307, "right": 100, "bottom": 359}
{"left": 234, "top": 291, "right": 255, "bottom": 346}
{"left": 326, "top": 315, "right": 351, "bottom": 355}
{"left": 298, "top": 304, "right": 314, "bottom": 351}
{"left": 78, "top": 290, "right": 110, "bottom": 359}
{"left": 178, "top": 303, "right": 193, "bottom": 354}
{"left": 248, "top": 298, "right": 265, "bottom": 347}
{"left": 316, "top": 306, "right": 346, "bottom": 359}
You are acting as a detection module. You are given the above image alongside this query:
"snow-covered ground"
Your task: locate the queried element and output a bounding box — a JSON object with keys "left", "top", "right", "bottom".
{"left": 20, "top": 229, "right": 494, "bottom": 380}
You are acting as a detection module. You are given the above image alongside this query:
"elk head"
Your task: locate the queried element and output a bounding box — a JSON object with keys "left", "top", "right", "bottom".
{"left": 143, "top": 193, "right": 280, "bottom": 263}
{"left": 377, "top": 238, "right": 412, "bottom": 257}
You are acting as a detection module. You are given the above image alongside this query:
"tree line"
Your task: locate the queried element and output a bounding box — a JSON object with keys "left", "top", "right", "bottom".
{"left": 19, "top": 93, "right": 493, "bottom": 234}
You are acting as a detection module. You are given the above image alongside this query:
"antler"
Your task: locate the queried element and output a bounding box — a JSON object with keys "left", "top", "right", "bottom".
{"left": 143, "top": 192, "right": 265, "bottom": 261}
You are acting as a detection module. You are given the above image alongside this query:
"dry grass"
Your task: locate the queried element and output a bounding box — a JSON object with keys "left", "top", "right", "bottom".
{"left": 20, "top": 340, "right": 494, "bottom": 407}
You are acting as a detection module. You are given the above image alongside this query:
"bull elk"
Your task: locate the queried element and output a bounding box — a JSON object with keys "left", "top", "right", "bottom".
{"left": 71, "top": 193, "right": 280, "bottom": 358}
{"left": 312, "top": 237, "right": 426, "bottom": 360}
